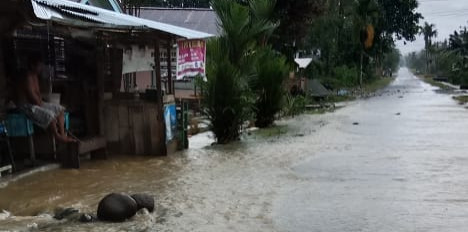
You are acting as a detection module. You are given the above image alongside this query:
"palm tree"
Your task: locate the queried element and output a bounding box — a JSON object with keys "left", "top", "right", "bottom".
{"left": 420, "top": 22, "right": 437, "bottom": 74}
{"left": 253, "top": 47, "right": 288, "bottom": 128}
{"left": 201, "top": 0, "right": 278, "bottom": 143}
{"left": 447, "top": 28, "right": 468, "bottom": 87}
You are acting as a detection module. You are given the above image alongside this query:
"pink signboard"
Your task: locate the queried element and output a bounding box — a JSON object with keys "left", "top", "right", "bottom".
{"left": 177, "top": 39, "right": 206, "bottom": 80}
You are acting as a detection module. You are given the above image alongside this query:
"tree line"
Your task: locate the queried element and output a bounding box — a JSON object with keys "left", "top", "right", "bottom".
{"left": 406, "top": 22, "right": 468, "bottom": 88}
{"left": 200, "top": 0, "right": 421, "bottom": 144}
{"left": 121, "top": 0, "right": 422, "bottom": 144}
{"left": 304, "top": 0, "right": 420, "bottom": 90}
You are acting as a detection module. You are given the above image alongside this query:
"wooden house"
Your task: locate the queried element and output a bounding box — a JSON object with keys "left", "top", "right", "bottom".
{"left": 0, "top": 0, "right": 212, "bottom": 170}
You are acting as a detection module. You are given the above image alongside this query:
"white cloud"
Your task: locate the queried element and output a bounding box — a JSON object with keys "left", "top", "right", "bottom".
{"left": 397, "top": 0, "right": 468, "bottom": 54}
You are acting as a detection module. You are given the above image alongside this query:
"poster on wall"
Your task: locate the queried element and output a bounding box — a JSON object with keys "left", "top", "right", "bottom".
{"left": 177, "top": 39, "right": 206, "bottom": 80}
{"left": 164, "top": 104, "right": 177, "bottom": 142}
{"left": 122, "top": 45, "right": 154, "bottom": 74}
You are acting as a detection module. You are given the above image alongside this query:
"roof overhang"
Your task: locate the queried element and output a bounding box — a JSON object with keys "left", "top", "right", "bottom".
{"left": 29, "top": 0, "right": 214, "bottom": 40}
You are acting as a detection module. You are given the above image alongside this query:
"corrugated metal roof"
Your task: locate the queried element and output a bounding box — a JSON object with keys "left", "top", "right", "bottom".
{"left": 308, "top": 79, "right": 330, "bottom": 97}
{"left": 139, "top": 8, "right": 220, "bottom": 36}
{"left": 30, "top": 0, "right": 214, "bottom": 39}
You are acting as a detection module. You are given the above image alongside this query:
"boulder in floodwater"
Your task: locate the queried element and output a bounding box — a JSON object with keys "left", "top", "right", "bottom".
{"left": 97, "top": 193, "right": 138, "bottom": 222}
{"left": 131, "top": 193, "right": 155, "bottom": 212}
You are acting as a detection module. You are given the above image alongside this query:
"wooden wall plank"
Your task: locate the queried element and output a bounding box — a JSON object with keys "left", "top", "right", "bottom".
{"left": 147, "top": 106, "right": 160, "bottom": 155}
{"left": 118, "top": 104, "right": 131, "bottom": 154}
{"left": 131, "top": 105, "right": 145, "bottom": 155}
{"left": 104, "top": 104, "right": 119, "bottom": 143}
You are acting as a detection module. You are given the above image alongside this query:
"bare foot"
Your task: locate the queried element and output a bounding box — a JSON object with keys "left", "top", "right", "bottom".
{"left": 65, "top": 136, "right": 78, "bottom": 143}
{"left": 55, "top": 135, "right": 78, "bottom": 143}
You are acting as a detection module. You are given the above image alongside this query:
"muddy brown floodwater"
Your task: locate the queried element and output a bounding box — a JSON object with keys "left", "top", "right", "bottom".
{"left": 1, "top": 68, "right": 468, "bottom": 231}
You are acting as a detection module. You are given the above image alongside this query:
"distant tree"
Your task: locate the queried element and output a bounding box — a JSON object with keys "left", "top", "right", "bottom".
{"left": 420, "top": 22, "right": 438, "bottom": 74}
{"left": 354, "top": 0, "right": 379, "bottom": 87}
{"left": 376, "top": 0, "right": 421, "bottom": 42}
{"left": 447, "top": 28, "right": 468, "bottom": 86}
{"left": 306, "top": 0, "right": 420, "bottom": 89}
{"left": 382, "top": 46, "right": 400, "bottom": 73}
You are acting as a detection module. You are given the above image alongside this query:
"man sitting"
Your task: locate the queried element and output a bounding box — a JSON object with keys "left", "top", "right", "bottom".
{"left": 13, "top": 56, "right": 76, "bottom": 143}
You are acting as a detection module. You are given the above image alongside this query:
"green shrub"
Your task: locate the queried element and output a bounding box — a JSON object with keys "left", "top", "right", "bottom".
{"left": 333, "top": 65, "right": 359, "bottom": 88}
{"left": 252, "top": 48, "right": 288, "bottom": 128}
{"left": 282, "top": 94, "right": 307, "bottom": 117}
{"left": 201, "top": 39, "right": 255, "bottom": 144}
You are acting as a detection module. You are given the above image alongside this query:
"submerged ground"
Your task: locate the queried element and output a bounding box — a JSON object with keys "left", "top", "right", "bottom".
{"left": 1, "top": 68, "right": 468, "bottom": 231}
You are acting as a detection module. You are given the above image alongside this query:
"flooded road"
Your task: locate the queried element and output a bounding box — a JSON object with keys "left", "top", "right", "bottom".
{"left": 1, "top": 68, "right": 468, "bottom": 231}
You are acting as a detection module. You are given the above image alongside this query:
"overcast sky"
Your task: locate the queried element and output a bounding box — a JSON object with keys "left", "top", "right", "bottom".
{"left": 397, "top": 0, "right": 468, "bottom": 55}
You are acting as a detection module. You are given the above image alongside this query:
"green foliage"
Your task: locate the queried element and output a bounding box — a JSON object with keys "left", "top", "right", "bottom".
{"left": 269, "top": 0, "right": 325, "bottom": 61}
{"left": 282, "top": 94, "right": 307, "bottom": 117}
{"left": 419, "top": 22, "right": 438, "bottom": 73}
{"left": 253, "top": 47, "right": 288, "bottom": 128}
{"left": 304, "top": 0, "right": 419, "bottom": 89}
{"left": 202, "top": 39, "right": 255, "bottom": 144}
{"left": 405, "top": 51, "right": 426, "bottom": 73}
{"left": 333, "top": 65, "right": 359, "bottom": 88}
{"left": 382, "top": 47, "right": 401, "bottom": 72}
{"left": 376, "top": 0, "right": 421, "bottom": 41}
{"left": 318, "top": 65, "right": 359, "bottom": 90}
{"left": 201, "top": 0, "right": 283, "bottom": 143}
{"left": 406, "top": 26, "right": 468, "bottom": 87}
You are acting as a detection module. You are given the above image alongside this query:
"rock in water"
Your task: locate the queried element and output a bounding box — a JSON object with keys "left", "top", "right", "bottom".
{"left": 54, "top": 207, "right": 79, "bottom": 220}
{"left": 79, "top": 213, "right": 95, "bottom": 223}
{"left": 131, "top": 194, "right": 155, "bottom": 212}
{"left": 97, "top": 193, "right": 138, "bottom": 222}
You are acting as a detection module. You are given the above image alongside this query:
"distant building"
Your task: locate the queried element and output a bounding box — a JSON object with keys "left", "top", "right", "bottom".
{"left": 139, "top": 8, "right": 220, "bottom": 36}
{"left": 69, "top": 0, "right": 123, "bottom": 13}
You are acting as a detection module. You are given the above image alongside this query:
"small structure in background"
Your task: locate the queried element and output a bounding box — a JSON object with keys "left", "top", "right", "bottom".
{"left": 308, "top": 79, "right": 330, "bottom": 99}
{"left": 289, "top": 58, "right": 313, "bottom": 95}
{"left": 139, "top": 8, "right": 220, "bottom": 36}
{"left": 69, "top": 0, "right": 124, "bottom": 13}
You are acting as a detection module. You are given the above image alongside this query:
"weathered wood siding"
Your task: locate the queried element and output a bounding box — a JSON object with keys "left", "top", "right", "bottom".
{"left": 104, "top": 100, "right": 165, "bottom": 155}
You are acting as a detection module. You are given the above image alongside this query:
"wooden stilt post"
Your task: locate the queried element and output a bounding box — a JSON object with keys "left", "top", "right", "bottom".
{"left": 167, "top": 39, "right": 173, "bottom": 95}
{"left": 96, "top": 37, "right": 105, "bottom": 136}
{"left": 154, "top": 37, "right": 167, "bottom": 156}
{"left": 0, "top": 38, "right": 5, "bottom": 105}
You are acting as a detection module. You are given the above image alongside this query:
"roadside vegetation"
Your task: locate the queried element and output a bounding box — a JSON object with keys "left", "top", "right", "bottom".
{"left": 406, "top": 22, "right": 468, "bottom": 89}
{"left": 405, "top": 21, "right": 468, "bottom": 105}
{"left": 304, "top": 0, "right": 419, "bottom": 91}
{"left": 197, "top": 0, "right": 421, "bottom": 144}
{"left": 453, "top": 95, "right": 468, "bottom": 105}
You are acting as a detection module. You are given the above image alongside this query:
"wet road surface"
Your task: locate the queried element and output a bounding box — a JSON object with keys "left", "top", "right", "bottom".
{"left": 274, "top": 68, "right": 468, "bottom": 231}
{"left": 1, "top": 68, "right": 468, "bottom": 231}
